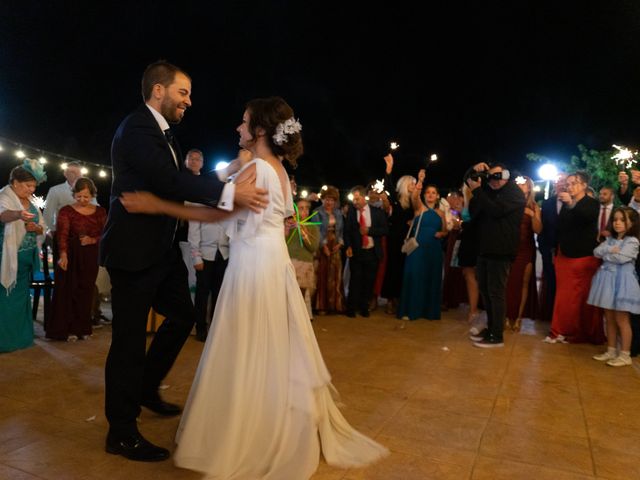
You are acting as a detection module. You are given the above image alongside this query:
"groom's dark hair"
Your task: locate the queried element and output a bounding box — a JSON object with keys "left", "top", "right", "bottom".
{"left": 141, "top": 60, "right": 190, "bottom": 101}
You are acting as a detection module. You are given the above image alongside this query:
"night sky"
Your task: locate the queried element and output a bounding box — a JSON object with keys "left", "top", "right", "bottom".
{"left": 1, "top": 1, "right": 640, "bottom": 198}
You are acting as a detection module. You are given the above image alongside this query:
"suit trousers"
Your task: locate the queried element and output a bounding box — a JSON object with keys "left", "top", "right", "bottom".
{"left": 347, "top": 248, "right": 379, "bottom": 314}
{"left": 194, "top": 251, "right": 228, "bottom": 333}
{"left": 105, "top": 247, "right": 194, "bottom": 436}
{"left": 476, "top": 255, "right": 512, "bottom": 341}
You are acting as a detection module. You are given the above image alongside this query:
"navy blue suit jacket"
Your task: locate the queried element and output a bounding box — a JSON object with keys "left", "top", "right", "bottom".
{"left": 100, "top": 104, "right": 225, "bottom": 271}
{"left": 344, "top": 205, "right": 389, "bottom": 260}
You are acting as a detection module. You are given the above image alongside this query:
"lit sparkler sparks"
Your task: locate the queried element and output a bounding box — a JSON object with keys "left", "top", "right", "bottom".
{"left": 390, "top": 142, "right": 399, "bottom": 151}
{"left": 372, "top": 179, "right": 385, "bottom": 194}
{"left": 612, "top": 144, "right": 638, "bottom": 169}
{"left": 31, "top": 195, "right": 46, "bottom": 210}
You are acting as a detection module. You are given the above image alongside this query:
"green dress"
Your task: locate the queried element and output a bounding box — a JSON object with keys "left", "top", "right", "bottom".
{"left": 0, "top": 203, "right": 40, "bottom": 352}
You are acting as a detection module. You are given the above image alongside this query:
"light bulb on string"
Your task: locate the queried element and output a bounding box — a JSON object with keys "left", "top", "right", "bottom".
{"left": 99, "top": 170, "right": 107, "bottom": 178}
{"left": 16, "top": 150, "right": 26, "bottom": 159}
{"left": 80, "top": 167, "right": 89, "bottom": 175}
{"left": 61, "top": 163, "right": 68, "bottom": 170}
{"left": 39, "top": 156, "right": 47, "bottom": 164}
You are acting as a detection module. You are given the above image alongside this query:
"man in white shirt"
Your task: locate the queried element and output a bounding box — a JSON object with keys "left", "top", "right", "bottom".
{"left": 43, "top": 162, "right": 83, "bottom": 232}
{"left": 597, "top": 186, "right": 615, "bottom": 241}
{"left": 189, "top": 211, "right": 229, "bottom": 342}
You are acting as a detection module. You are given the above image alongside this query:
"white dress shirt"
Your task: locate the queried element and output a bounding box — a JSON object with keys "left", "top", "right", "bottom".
{"left": 188, "top": 211, "right": 230, "bottom": 265}
{"left": 358, "top": 204, "right": 375, "bottom": 248}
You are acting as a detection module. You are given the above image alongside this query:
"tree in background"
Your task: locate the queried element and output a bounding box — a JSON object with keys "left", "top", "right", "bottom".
{"left": 527, "top": 144, "right": 621, "bottom": 192}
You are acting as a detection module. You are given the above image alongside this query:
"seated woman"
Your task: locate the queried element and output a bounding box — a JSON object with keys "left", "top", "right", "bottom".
{"left": 0, "top": 160, "right": 47, "bottom": 352}
{"left": 46, "top": 178, "right": 107, "bottom": 341}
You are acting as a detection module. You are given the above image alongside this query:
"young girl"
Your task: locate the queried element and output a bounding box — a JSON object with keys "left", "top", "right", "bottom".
{"left": 588, "top": 206, "right": 640, "bottom": 367}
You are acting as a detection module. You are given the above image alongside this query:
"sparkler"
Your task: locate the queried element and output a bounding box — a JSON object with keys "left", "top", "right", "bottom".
{"left": 425, "top": 153, "right": 439, "bottom": 169}
{"left": 31, "top": 195, "right": 46, "bottom": 210}
{"left": 286, "top": 201, "right": 322, "bottom": 246}
{"left": 390, "top": 142, "right": 399, "bottom": 151}
{"left": 372, "top": 179, "right": 385, "bottom": 194}
{"left": 611, "top": 144, "right": 638, "bottom": 169}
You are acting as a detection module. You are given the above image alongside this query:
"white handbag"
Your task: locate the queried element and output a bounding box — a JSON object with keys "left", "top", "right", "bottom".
{"left": 401, "top": 213, "right": 422, "bottom": 255}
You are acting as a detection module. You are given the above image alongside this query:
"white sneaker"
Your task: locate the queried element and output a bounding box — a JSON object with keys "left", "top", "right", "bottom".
{"left": 606, "top": 355, "right": 632, "bottom": 367}
{"left": 593, "top": 351, "right": 616, "bottom": 362}
{"left": 542, "top": 336, "right": 557, "bottom": 344}
{"left": 556, "top": 335, "right": 569, "bottom": 344}
{"left": 469, "top": 326, "right": 480, "bottom": 336}
{"left": 67, "top": 335, "right": 78, "bottom": 342}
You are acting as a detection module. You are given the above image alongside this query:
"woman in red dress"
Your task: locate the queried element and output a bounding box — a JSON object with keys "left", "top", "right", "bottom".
{"left": 46, "top": 178, "right": 107, "bottom": 341}
{"left": 505, "top": 176, "right": 542, "bottom": 331}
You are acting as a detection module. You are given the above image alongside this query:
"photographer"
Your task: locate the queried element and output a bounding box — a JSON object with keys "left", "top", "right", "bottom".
{"left": 466, "top": 162, "right": 525, "bottom": 348}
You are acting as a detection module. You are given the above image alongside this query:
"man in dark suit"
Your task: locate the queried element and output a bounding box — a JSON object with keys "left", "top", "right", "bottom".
{"left": 100, "top": 61, "right": 267, "bottom": 462}
{"left": 537, "top": 173, "right": 567, "bottom": 323}
{"left": 344, "top": 185, "right": 388, "bottom": 317}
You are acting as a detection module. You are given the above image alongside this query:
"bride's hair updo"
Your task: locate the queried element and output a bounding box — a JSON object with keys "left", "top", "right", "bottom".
{"left": 246, "top": 96, "right": 303, "bottom": 167}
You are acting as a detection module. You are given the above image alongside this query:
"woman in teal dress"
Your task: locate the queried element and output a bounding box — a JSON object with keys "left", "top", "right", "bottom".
{"left": 397, "top": 173, "right": 447, "bottom": 322}
{"left": 0, "top": 161, "right": 47, "bottom": 353}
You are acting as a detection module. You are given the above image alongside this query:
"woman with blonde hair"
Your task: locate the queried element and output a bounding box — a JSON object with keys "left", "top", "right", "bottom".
{"left": 505, "top": 176, "right": 542, "bottom": 331}
{"left": 380, "top": 152, "right": 417, "bottom": 314}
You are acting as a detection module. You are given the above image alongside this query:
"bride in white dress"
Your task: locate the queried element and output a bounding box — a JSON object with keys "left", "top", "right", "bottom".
{"left": 121, "top": 96, "right": 387, "bottom": 479}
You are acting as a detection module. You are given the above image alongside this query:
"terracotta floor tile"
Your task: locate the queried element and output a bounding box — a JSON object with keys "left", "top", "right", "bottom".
{"left": 471, "top": 455, "right": 597, "bottom": 479}
{"left": 1, "top": 305, "right": 637, "bottom": 479}
{"left": 479, "top": 421, "right": 594, "bottom": 476}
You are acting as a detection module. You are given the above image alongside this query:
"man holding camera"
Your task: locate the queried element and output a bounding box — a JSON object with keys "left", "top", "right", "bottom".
{"left": 466, "top": 162, "right": 525, "bottom": 348}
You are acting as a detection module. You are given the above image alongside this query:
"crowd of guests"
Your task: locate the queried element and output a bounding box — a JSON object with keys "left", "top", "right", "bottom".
{"left": 2, "top": 152, "right": 640, "bottom": 367}
{"left": 285, "top": 156, "right": 640, "bottom": 364}
{"left": 0, "top": 160, "right": 107, "bottom": 352}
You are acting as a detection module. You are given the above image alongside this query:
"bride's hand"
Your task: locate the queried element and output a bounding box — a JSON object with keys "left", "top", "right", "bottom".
{"left": 120, "top": 191, "right": 165, "bottom": 214}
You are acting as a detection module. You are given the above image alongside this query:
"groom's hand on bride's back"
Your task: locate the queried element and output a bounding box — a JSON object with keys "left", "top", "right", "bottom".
{"left": 234, "top": 166, "right": 268, "bottom": 213}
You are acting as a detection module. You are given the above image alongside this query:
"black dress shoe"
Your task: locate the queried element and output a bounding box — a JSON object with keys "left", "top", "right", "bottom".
{"left": 345, "top": 310, "right": 356, "bottom": 318}
{"left": 195, "top": 330, "right": 207, "bottom": 342}
{"left": 106, "top": 433, "right": 170, "bottom": 462}
{"left": 360, "top": 310, "right": 370, "bottom": 318}
{"left": 141, "top": 396, "right": 182, "bottom": 416}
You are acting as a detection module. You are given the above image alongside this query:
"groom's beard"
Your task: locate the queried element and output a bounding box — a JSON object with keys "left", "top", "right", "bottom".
{"left": 161, "top": 97, "right": 186, "bottom": 124}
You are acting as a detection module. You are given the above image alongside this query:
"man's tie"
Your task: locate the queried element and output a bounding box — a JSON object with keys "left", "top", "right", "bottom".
{"left": 164, "top": 128, "right": 175, "bottom": 147}
{"left": 359, "top": 208, "right": 369, "bottom": 247}
{"left": 599, "top": 206, "right": 607, "bottom": 232}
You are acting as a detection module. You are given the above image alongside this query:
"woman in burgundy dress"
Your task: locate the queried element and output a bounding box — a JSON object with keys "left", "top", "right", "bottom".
{"left": 46, "top": 178, "right": 107, "bottom": 340}
{"left": 505, "top": 176, "right": 542, "bottom": 332}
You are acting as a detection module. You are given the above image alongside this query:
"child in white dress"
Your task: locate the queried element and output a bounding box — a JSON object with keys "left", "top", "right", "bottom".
{"left": 588, "top": 206, "right": 640, "bottom": 367}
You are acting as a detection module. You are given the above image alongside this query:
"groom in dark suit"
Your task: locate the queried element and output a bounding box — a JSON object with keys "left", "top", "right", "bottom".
{"left": 537, "top": 173, "right": 567, "bottom": 323}
{"left": 100, "top": 61, "right": 267, "bottom": 461}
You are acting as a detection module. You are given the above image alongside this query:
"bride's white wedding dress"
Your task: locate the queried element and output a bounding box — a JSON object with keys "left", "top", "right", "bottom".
{"left": 174, "top": 159, "right": 387, "bottom": 479}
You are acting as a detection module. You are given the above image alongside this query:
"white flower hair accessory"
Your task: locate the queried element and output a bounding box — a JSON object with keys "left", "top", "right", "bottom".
{"left": 272, "top": 117, "right": 302, "bottom": 146}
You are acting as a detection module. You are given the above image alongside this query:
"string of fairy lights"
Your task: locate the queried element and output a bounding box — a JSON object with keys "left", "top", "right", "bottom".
{"left": 5, "top": 135, "right": 635, "bottom": 202}
{"left": 0, "top": 136, "right": 111, "bottom": 179}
